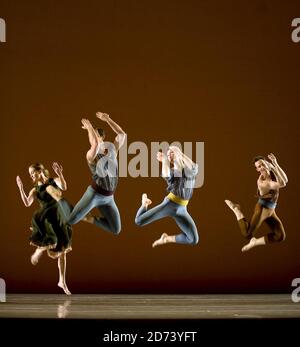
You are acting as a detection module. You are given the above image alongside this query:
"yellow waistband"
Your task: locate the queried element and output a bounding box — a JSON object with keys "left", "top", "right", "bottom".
{"left": 167, "top": 192, "right": 189, "bottom": 206}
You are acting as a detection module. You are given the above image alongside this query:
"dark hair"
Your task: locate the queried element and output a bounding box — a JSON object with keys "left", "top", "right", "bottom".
{"left": 252, "top": 155, "right": 266, "bottom": 164}
{"left": 29, "top": 162, "right": 50, "bottom": 177}
{"left": 252, "top": 156, "right": 277, "bottom": 181}
{"left": 96, "top": 128, "right": 105, "bottom": 139}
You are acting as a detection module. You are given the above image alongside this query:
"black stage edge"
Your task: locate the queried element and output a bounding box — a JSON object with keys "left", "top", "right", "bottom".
{"left": 0, "top": 318, "right": 298, "bottom": 346}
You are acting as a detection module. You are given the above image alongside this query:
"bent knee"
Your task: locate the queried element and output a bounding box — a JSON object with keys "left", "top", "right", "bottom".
{"left": 277, "top": 231, "right": 286, "bottom": 242}
{"left": 191, "top": 236, "right": 199, "bottom": 245}
{"left": 188, "top": 234, "right": 199, "bottom": 245}
{"left": 111, "top": 225, "right": 121, "bottom": 235}
{"left": 67, "top": 215, "right": 79, "bottom": 225}
{"left": 267, "top": 231, "right": 286, "bottom": 243}
{"left": 135, "top": 217, "right": 143, "bottom": 227}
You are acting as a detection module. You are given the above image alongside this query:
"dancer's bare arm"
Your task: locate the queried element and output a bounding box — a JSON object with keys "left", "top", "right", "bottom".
{"left": 169, "top": 146, "right": 196, "bottom": 170}
{"left": 262, "top": 160, "right": 286, "bottom": 188}
{"left": 96, "top": 112, "right": 127, "bottom": 151}
{"left": 271, "top": 172, "right": 285, "bottom": 188}
{"left": 268, "top": 153, "right": 288, "bottom": 185}
{"left": 16, "top": 176, "right": 35, "bottom": 207}
{"left": 157, "top": 151, "right": 171, "bottom": 177}
{"left": 81, "top": 118, "right": 99, "bottom": 163}
{"left": 52, "top": 162, "right": 67, "bottom": 190}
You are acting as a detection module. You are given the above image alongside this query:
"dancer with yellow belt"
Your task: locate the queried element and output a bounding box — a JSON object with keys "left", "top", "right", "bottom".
{"left": 135, "top": 146, "right": 199, "bottom": 247}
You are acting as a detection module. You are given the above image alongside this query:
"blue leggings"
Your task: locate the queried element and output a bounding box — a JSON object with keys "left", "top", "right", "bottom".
{"left": 135, "top": 197, "right": 199, "bottom": 245}
{"left": 58, "top": 186, "right": 121, "bottom": 235}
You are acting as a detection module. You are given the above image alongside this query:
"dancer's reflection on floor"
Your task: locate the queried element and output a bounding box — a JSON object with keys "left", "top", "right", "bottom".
{"left": 57, "top": 300, "right": 71, "bottom": 318}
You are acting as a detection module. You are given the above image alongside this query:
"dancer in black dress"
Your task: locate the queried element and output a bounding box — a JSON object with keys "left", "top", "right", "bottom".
{"left": 16, "top": 162, "right": 72, "bottom": 295}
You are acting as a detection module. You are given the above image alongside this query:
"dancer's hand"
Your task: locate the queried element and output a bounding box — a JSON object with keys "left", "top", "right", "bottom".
{"left": 169, "top": 145, "right": 182, "bottom": 155}
{"left": 52, "top": 162, "right": 63, "bottom": 176}
{"left": 96, "top": 112, "right": 110, "bottom": 121}
{"left": 156, "top": 151, "right": 167, "bottom": 162}
{"left": 169, "top": 146, "right": 183, "bottom": 161}
{"left": 261, "top": 160, "right": 274, "bottom": 172}
{"left": 16, "top": 176, "right": 23, "bottom": 188}
{"left": 169, "top": 146, "right": 183, "bottom": 158}
{"left": 81, "top": 118, "right": 93, "bottom": 130}
{"left": 268, "top": 153, "right": 278, "bottom": 165}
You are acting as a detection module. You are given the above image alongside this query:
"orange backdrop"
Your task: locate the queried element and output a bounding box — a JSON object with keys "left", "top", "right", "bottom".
{"left": 0, "top": 0, "right": 299, "bottom": 293}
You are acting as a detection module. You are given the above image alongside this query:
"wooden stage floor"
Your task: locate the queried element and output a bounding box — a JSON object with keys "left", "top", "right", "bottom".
{"left": 0, "top": 294, "right": 299, "bottom": 319}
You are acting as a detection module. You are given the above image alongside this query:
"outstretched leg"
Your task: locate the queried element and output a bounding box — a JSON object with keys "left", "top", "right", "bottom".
{"left": 49, "top": 186, "right": 100, "bottom": 225}
{"left": 225, "top": 200, "right": 244, "bottom": 220}
{"left": 57, "top": 253, "right": 71, "bottom": 295}
{"left": 135, "top": 194, "right": 170, "bottom": 227}
{"left": 225, "top": 200, "right": 265, "bottom": 239}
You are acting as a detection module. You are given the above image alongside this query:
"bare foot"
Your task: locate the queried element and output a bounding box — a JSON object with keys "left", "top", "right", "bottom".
{"left": 225, "top": 200, "right": 244, "bottom": 220}
{"left": 241, "top": 237, "right": 256, "bottom": 252}
{"left": 31, "top": 248, "right": 44, "bottom": 265}
{"left": 58, "top": 282, "right": 72, "bottom": 295}
{"left": 152, "top": 233, "right": 168, "bottom": 248}
{"left": 225, "top": 200, "right": 241, "bottom": 212}
{"left": 46, "top": 186, "right": 62, "bottom": 201}
{"left": 83, "top": 213, "right": 95, "bottom": 224}
{"left": 142, "top": 193, "right": 152, "bottom": 208}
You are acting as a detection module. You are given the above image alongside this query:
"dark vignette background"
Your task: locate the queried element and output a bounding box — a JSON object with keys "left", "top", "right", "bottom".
{"left": 0, "top": 0, "right": 299, "bottom": 294}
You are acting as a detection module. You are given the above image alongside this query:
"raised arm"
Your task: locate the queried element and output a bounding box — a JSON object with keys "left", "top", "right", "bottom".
{"left": 52, "top": 162, "right": 67, "bottom": 190}
{"left": 268, "top": 153, "right": 288, "bottom": 185}
{"left": 157, "top": 151, "right": 171, "bottom": 178}
{"left": 96, "top": 112, "right": 127, "bottom": 151}
{"left": 81, "top": 118, "right": 99, "bottom": 163}
{"left": 181, "top": 152, "right": 196, "bottom": 170}
{"left": 262, "top": 160, "right": 286, "bottom": 188}
{"left": 169, "top": 146, "right": 196, "bottom": 170}
{"left": 16, "top": 176, "right": 35, "bottom": 207}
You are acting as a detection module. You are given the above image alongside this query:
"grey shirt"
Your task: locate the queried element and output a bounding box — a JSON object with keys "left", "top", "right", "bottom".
{"left": 88, "top": 143, "right": 118, "bottom": 192}
{"left": 164, "top": 164, "right": 198, "bottom": 200}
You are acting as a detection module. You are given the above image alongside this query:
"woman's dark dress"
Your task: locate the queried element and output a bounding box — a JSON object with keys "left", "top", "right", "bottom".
{"left": 30, "top": 178, "right": 72, "bottom": 258}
